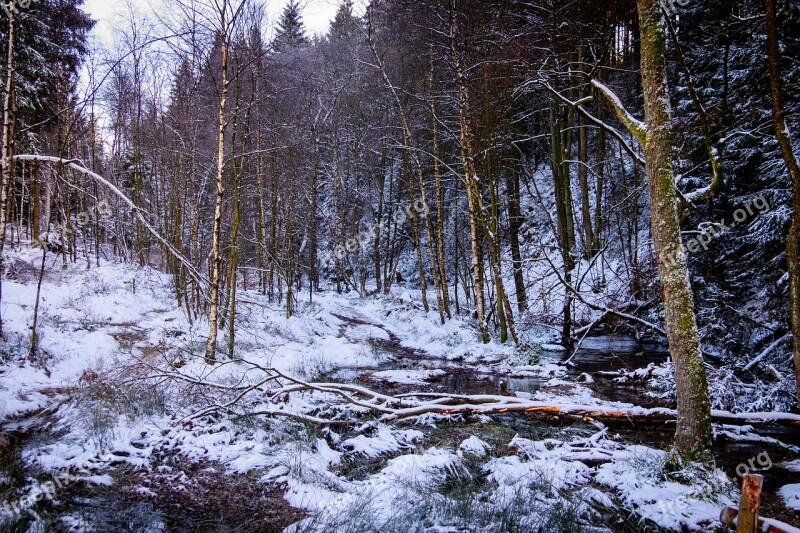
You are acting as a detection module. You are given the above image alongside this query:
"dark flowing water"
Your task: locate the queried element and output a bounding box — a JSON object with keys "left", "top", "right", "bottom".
{"left": 361, "top": 334, "right": 671, "bottom": 402}
{"left": 356, "top": 333, "right": 800, "bottom": 529}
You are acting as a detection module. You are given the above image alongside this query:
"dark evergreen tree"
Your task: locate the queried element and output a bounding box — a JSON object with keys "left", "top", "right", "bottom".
{"left": 670, "top": 1, "right": 800, "bottom": 386}
{"left": 329, "top": 0, "right": 358, "bottom": 41}
{"left": 273, "top": 0, "right": 308, "bottom": 51}
{"left": 0, "top": 0, "right": 94, "bottom": 134}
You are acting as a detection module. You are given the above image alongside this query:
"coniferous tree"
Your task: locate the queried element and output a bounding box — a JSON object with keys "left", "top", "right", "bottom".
{"left": 274, "top": 0, "right": 308, "bottom": 50}
{"left": 329, "top": 0, "right": 358, "bottom": 41}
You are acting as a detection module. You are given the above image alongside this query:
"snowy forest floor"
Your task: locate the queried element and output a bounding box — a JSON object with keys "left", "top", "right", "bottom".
{"left": 0, "top": 247, "right": 799, "bottom": 532}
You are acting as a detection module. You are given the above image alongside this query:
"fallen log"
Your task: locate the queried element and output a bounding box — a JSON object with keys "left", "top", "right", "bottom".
{"left": 165, "top": 363, "right": 800, "bottom": 430}
{"left": 388, "top": 391, "right": 800, "bottom": 426}
{"left": 382, "top": 398, "right": 800, "bottom": 428}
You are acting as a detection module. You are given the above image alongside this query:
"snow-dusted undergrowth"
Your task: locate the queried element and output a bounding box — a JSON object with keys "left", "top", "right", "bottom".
{"left": 0, "top": 247, "right": 748, "bottom": 531}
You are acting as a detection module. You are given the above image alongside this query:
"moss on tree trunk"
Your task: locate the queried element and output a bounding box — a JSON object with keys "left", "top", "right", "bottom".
{"left": 637, "top": 0, "right": 712, "bottom": 460}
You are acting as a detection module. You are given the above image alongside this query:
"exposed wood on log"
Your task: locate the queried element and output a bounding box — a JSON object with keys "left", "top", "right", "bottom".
{"left": 161, "top": 363, "right": 800, "bottom": 429}
{"left": 721, "top": 505, "right": 800, "bottom": 533}
{"left": 737, "top": 473, "right": 763, "bottom": 533}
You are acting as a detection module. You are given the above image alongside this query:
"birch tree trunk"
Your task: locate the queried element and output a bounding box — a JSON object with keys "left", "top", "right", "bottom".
{"left": 450, "top": 0, "right": 489, "bottom": 343}
{"left": 0, "top": 1, "right": 14, "bottom": 253}
{"left": 205, "top": 2, "right": 230, "bottom": 365}
{"left": 0, "top": 1, "right": 15, "bottom": 336}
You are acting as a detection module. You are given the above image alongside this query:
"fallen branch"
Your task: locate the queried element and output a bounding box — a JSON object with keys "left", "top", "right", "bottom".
{"left": 158, "top": 362, "right": 800, "bottom": 429}
{"left": 12, "top": 154, "right": 207, "bottom": 296}
{"left": 541, "top": 251, "right": 668, "bottom": 337}
{"left": 542, "top": 252, "right": 724, "bottom": 361}
{"left": 743, "top": 334, "right": 791, "bottom": 371}
{"left": 565, "top": 312, "right": 609, "bottom": 365}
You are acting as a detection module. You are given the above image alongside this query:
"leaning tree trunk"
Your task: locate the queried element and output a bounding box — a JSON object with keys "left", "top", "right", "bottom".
{"left": 638, "top": 0, "right": 712, "bottom": 460}
{"left": 765, "top": 0, "right": 800, "bottom": 404}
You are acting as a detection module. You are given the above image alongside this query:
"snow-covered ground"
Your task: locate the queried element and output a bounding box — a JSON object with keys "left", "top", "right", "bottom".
{"left": 0, "top": 246, "right": 796, "bottom": 532}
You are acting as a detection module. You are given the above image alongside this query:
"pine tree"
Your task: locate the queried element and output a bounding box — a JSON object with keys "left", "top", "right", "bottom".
{"left": 329, "top": 0, "right": 358, "bottom": 41}
{"left": 0, "top": 0, "right": 94, "bottom": 130}
{"left": 765, "top": 0, "right": 800, "bottom": 405}
{"left": 274, "top": 0, "right": 308, "bottom": 51}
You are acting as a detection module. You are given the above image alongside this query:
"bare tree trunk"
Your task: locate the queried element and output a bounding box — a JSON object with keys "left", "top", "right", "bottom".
{"left": 227, "top": 84, "right": 243, "bottom": 360}
{"left": 0, "top": 2, "right": 14, "bottom": 253}
{"left": 28, "top": 247, "right": 47, "bottom": 362}
{"left": 205, "top": 2, "right": 230, "bottom": 365}
{"left": 487, "top": 156, "right": 507, "bottom": 342}
{"left": 550, "top": 102, "right": 576, "bottom": 346}
{"left": 374, "top": 145, "right": 386, "bottom": 293}
{"left": 310, "top": 139, "right": 320, "bottom": 294}
{"left": 0, "top": 2, "right": 16, "bottom": 336}
{"left": 368, "top": 34, "right": 442, "bottom": 319}
{"left": 406, "top": 159, "right": 429, "bottom": 312}
{"left": 450, "top": 0, "right": 488, "bottom": 342}
{"left": 269, "top": 152, "right": 278, "bottom": 301}
{"left": 765, "top": 0, "right": 800, "bottom": 404}
{"left": 256, "top": 155, "right": 268, "bottom": 295}
{"left": 507, "top": 171, "right": 527, "bottom": 313}
{"left": 637, "top": 0, "right": 712, "bottom": 460}
{"left": 592, "top": 116, "right": 606, "bottom": 258}
{"left": 31, "top": 161, "right": 41, "bottom": 240}
{"left": 430, "top": 96, "right": 451, "bottom": 318}
{"left": 578, "top": 115, "right": 595, "bottom": 257}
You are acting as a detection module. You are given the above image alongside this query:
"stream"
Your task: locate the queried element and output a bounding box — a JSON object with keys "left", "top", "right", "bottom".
{"left": 2, "top": 332, "right": 798, "bottom": 531}
{"left": 344, "top": 332, "right": 800, "bottom": 529}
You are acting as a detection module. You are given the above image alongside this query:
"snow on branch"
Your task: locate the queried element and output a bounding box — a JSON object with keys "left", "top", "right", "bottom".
{"left": 13, "top": 154, "right": 208, "bottom": 296}
{"left": 154, "top": 360, "right": 800, "bottom": 429}
{"left": 590, "top": 79, "right": 648, "bottom": 144}
{"left": 743, "top": 334, "right": 792, "bottom": 372}
{"left": 542, "top": 82, "right": 646, "bottom": 168}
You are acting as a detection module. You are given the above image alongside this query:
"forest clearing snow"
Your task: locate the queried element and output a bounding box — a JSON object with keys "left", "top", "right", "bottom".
{"left": 0, "top": 247, "right": 756, "bottom": 531}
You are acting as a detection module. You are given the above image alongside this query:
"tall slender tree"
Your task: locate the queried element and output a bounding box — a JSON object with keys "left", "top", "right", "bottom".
{"left": 764, "top": 0, "right": 800, "bottom": 404}
{"left": 636, "top": 0, "right": 712, "bottom": 459}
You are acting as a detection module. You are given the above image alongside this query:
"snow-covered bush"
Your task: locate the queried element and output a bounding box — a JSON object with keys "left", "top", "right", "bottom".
{"left": 291, "top": 354, "right": 336, "bottom": 381}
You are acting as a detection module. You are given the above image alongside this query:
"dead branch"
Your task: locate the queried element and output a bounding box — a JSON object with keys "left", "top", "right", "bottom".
{"left": 743, "top": 334, "right": 792, "bottom": 371}
{"left": 12, "top": 154, "right": 208, "bottom": 296}
{"left": 153, "top": 363, "right": 800, "bottom": 430}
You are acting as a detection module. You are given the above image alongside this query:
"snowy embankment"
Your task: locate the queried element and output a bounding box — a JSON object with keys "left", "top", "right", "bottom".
{"left": 0, "top": 247, "right": 795, "bottom": 531}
